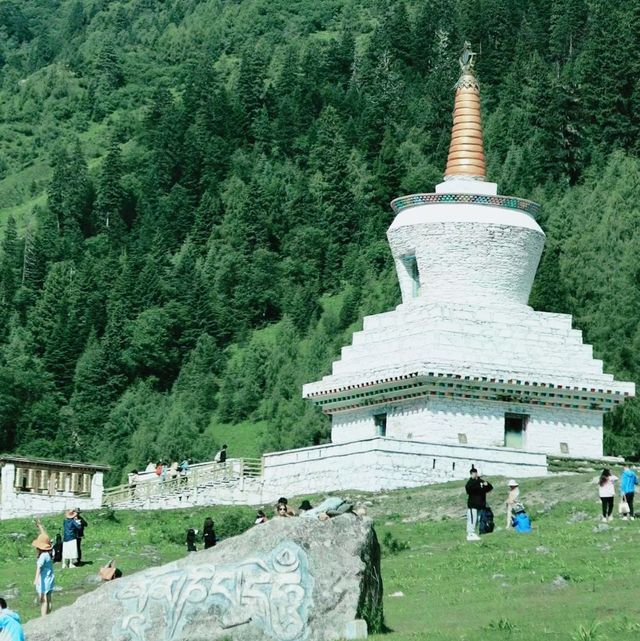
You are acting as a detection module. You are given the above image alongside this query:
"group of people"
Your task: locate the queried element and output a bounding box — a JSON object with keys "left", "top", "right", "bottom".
{"left": 26, "top": 508, "right": 89, "bottom": 619}
{"left": 186, "top": 516, "right": 217, "bottom": 552}
{"left": 61, "top": 508, "right": 88, "bottom": 568}
{"left": 465, "top": 462, "right": 640, "bottom": 541}
{"left": 598, "top": 463, "right": 638, "bottom": 522}
{"left": 465, "top": 467, "right": 531, "bottom": 541}
{"left": 130, "top": 446, "right": 229, "bottom": 486}
{"left": 271, "top": 496, "right": 359, "bottom": 520}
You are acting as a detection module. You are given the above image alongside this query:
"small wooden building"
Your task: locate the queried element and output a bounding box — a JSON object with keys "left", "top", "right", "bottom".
{"left": 0, "top": 455, "right": 108, "bottom": 520}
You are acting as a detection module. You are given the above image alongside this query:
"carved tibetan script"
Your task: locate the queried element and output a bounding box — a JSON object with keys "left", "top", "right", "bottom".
{"left": 113, "top": 541, "right": 314, "bottom": 641}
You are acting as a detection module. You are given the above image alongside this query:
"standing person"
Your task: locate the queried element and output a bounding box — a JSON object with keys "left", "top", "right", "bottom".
{"left": 620, "top": 463, "right": 638, "bottom": 521}
{"left": 128, "top": 470, "right": 139, "bottom": 498}
{"left": 215, "top": 444, "right": 228, "bottom": 464}
{"left": 74, "top": 508, "right": 88, "bottom": 566}
{"left": 598, "top": 468, "right": 618, "bottom": 522}
{"left": 505, "top": 480, "right": 520, "bottom": 528}
{"left": 186, "top": 528, "right": 197, "bottom": 553}
{"left": 202, "top": 517, "right": 216, "bottom": 549}
{"left": 61, "top": 510, "right": 81, "bottom": 569}
{"left": 0, "top": 597, "right": 25, "bottom": 641}
{"left": 32, "top": 520, "right": 54, "bottom": 616}
{"left": 465, "top": 466, "right": 493, "bottom": 541}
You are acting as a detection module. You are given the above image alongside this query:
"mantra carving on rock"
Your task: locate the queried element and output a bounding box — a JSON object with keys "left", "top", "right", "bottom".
{"left": 113, "top": 541, "right": 314, "bottom": 641}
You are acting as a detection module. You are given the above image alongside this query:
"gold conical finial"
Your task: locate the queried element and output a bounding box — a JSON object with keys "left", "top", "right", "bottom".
{"left": 444, "top": 42, "right": 486, "bottom": 181}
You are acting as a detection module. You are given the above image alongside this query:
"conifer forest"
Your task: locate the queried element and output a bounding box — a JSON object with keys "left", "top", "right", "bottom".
{"left": 1, "top": 0, "right": 640, "bottom": 483}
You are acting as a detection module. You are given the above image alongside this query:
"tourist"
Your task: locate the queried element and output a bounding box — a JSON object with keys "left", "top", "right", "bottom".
{"left": 276, "top": 497, "right": 295, "bottom": 516}
{"left": 169, "top": 461, "right": 179, "bottom": 480}
{"left": 505, "top": 480, "right": 520, "bottom": 528}
{"left": 155, "top": 461, "right": 163, "bottom": 477}
{"left": 620, "top": 463, "right": 638, "bottom": 520}
{"left": 179, "top": 459, "right": 190, "bottom": 475}
{"left": 52, "top": 533, "right": 63, "bottom": 563}
{"left": 186, "top": 528, "right": 197, "bottom": 553}
{"left": 32, "top": 520, "right": 54, "bottom": 616}
{"left": 128, "top": 470, "right": 139, "bottom": 498}
{"left": 215, "top": 444, "right": 228, "bottom": 464}
{"left": 598, "top": 468, "right": 618, "bottom": 522}
{"left": 298, "top": 500, "right": 313, "bottom": 514}
{"left": 465, "top": 466, "right": 493, "bottom": 541}
{"left": 276, "top": 502, "right": 290, "bottom": 517}
{"left": 255, "top": 510, "right": 268, "bottom": 524}
{"left": 61, "top": 509, "right": 81, "bottom": 569}
{"left": 74, "top": 508, "right": 88, "bottom": 566}
{"left": 202, "top": 517, "right": 216, "bottom": 549}
{"left": 299, "top": 497, "right": 354, "bottom": 520}
{"left": 0, "top": 596, "right": 25, "bottom": 640}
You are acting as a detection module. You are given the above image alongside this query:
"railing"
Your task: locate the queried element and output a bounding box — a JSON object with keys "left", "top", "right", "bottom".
{"left": 102, "top": 458, "right": 263, "bottom": 508}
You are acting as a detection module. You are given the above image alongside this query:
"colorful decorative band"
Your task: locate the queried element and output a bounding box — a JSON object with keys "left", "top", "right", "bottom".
{"left": 390, "top": 192, "right": 541, "bottom": 217}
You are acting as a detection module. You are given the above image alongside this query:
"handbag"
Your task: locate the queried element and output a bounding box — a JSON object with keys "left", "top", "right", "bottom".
{"left": 99, "top": 560, "right": 117, "bottom": 581}
{"left": 619, "top": 496, "right": 630, "bottom": 515}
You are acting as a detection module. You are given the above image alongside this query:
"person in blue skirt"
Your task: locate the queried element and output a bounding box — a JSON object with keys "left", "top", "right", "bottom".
{"left": 32, "top": 520, "right": 55, "bottom": 616}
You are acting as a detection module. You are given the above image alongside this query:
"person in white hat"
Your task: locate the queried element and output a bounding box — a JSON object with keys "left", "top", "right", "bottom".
{"left": 506, "top": 480, "right": 520, "bottom": 528}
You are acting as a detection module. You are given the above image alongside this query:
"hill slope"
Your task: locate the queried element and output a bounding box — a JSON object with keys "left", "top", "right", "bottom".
{"left": 0, "top": 0, "right": 639, "bottom": 480}
{"left": 1, "top": 473, "right": 640, "bottom": 640}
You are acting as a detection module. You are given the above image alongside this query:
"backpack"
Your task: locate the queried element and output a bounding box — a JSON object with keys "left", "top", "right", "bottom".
{"left": 512, "top": 512, "right": 532, "bottom": 533}
{"left": 478, "top": 507, "right": 495, "bottom": 534}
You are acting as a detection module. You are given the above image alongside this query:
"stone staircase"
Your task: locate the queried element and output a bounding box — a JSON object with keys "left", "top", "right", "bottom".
{"left": 102, "top": 458, "right": 264, "bottom": 510}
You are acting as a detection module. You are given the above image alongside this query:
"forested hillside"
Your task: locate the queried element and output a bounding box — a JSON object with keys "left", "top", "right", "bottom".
{"left": 1, "top": 0, "right": 640, "bottom": 483}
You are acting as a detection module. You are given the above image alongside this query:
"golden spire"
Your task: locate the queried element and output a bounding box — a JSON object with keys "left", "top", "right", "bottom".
{"left": 444, "top": 42, "right": 486, "bottom": 181}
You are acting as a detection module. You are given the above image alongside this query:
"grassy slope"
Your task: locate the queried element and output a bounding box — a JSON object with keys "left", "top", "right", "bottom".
{"left": 2, "top": 473, "right": 639, "bottom": 640}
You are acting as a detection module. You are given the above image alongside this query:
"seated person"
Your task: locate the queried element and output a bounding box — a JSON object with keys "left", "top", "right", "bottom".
{"left": 300, "top": 497, "right": 354, "bottom": 520}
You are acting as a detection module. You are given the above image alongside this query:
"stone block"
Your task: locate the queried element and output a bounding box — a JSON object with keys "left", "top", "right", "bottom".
{"left": 24, "top": 515, "right": 384, "bottom": 641}
{"left": 343, "top": 620, "right": 368, "bottom": 639}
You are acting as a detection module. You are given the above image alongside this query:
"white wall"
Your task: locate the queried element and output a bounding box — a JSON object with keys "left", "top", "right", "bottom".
{"left": 387, "top": 204, "right": 545, "bottom": 308}
{"left": 330, "top": 398, "right": 604, "bottom": 459}
{"left": 102, "top": 439, "right": 547, "bottom": 511}
{"left": 259, "top": 437, "right": 547, "bottom": 500}
{"left": 331, "top": 409, "right": 378, "bottom": 443}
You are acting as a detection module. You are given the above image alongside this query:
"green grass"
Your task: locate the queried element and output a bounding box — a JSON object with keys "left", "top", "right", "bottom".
{"left": 2, "top": 473, "right": 640, "bottom": 640}
{"left": 203, "top": 418, "right": 266, "bottom": 459}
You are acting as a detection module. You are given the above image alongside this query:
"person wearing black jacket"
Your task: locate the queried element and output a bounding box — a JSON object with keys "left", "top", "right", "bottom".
{"left": 465, "top": 466, "right": 493, "bottom": 541}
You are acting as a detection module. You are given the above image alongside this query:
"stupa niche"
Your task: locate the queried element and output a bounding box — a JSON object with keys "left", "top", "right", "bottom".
{"left": 303, "top": 45, "right": 634, "bottom": 466}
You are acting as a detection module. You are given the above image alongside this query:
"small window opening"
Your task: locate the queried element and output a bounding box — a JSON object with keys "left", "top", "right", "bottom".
{"left": 458, "top": 433, "right": 468, "bottom": 444}
{"left": 432, "top": 458, "right": 436, "bottom": 469}
{"left": 504, "top": 413, "right": 528, "bottom": 449}
{"left": 560, "top": 442, "right": 569, "bottom": 454}
{"left": 403, "top": 255, "right": 421, "bottom": 298}
{"left": 452, "top": 461, "right": 456, "bottom": 471}
{"left": 374, "top": 413, "right": 387, "bottom": 437}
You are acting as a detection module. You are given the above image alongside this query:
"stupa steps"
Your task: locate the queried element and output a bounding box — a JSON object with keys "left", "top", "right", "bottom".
{"left": 350, "top": 321, "right": 584, "bottom": 348}
{"left": 338, "top": 342, "right": 596, "bottom": 372}
{"left": 331, "top": 345, "right": 605, "bottom": 378}
{"left": 315, "top": 356, "right": 616, "bottom": 388}
{"left": 361, "top": 305, "right": 574, "bottom": 333}
{"left": 346, "top": 324, "right": 593, "bottom": 357}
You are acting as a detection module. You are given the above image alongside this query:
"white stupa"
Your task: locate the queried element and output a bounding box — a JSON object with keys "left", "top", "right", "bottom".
{"left": 302, "top": 44, "right": 634, "bottom": 465}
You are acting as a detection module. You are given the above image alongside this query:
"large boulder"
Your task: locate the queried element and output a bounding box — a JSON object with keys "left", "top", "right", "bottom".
{"left": 24, "top": 514, "right": 383, "bottom": 641}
